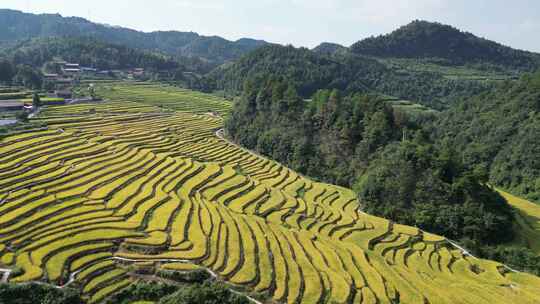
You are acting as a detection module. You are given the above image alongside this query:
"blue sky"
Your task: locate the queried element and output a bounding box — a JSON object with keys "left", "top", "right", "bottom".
{"left": 2, "top": 0, "right": 539, "bottom": 52}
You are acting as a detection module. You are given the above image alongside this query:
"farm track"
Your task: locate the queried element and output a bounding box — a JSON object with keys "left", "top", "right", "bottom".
{"left": 1, "top": 82, "right": 540, "bottom": 304}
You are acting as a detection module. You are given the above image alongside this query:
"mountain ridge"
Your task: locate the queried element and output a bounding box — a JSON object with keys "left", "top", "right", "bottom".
{"left": 205, "top": 43, "right": 494, "bottom": 109}
{"left": 312, "top": 42, "right": 348, "bottom": 55}
{"left": 0, "top": 9, "right": 269, "bottom": 65}
{"left": 351, "top": 20, "right": 540, "bottom": 70}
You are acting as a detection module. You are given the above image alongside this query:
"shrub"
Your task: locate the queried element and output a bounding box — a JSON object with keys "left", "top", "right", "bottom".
{"left": 105, "top": 281, "right": 179, "bottom": 304}
{"left": 0, "top": 283, "right": 83, "bottom": 304}
{"left": 157, "top": 269, "right": 210, "bottom": 283}
{"left": 158, "top": 282, "right": 249, "bottom": 304}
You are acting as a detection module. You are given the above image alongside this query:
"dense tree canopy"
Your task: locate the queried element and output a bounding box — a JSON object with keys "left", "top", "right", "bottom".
{"left": 0, "top": 59, "right": 16, "bottom": 83}
{"left": 207, "top": 44, "right": 493, "bottom": 110}
{"left": 158, "top": 283, "right": 249, "bottom": 304}
{"left": 436, "top": 72, "right": 540, "bottom": 202}
{"left": 227, "top": 75, "right": 400, "bottom": 186}
{"left": 4, "top": 37, "right": 180, "bottom": 71}
{"left": 104, "top": 282, "right": 179, "bottom": 304}
{"left": 311, "top": 42, "right": 348, "bottom": 56}
{"left": 357, "top": 140, "right": 514, "bottom": 244}
{"left": 351, "top": 20, "right": 540, "bottom": 71}
{"left": 0, "top": 58, "right": 42, "bottom": 89}
{"left": 0, "top": 283, "right": 83, "bottom": 304}
{"left": 12, "top": 65, "right": 43, "bottom": 89}
{"left": 0, "top": 9, "right": 267, "bottom": 66}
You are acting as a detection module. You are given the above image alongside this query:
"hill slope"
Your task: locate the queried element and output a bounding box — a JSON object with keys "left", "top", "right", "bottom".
{"left": 436, "top": 72, "right": 540, "bottom": 203}
{"left": 351, "top": 20, "right": 540, "bottom": 71}
{"left": 1, "top": 36, "right": 181, "bottom": 71}
{"left": 206, "top": 44, "right": 492, "bottom": 109}
{"left": 206, "top": 44, "right": 386, "bottom": 96}
{"left": 312, "top": 42, "right": 348, "bottom": 55}
{"left": 0, "top": 83, "right": 539, "bottom": 304}
{"left": 498, "top": 189, "right": 540, "bottom": 255}
{"left": 0, "top": 9, "right": 268, "bottom": 65}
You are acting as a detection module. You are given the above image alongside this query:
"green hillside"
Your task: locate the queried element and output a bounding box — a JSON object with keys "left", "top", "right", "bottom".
{"left": 351, "top": 20, "right": 540, "bottom": 71}
{"left": 498, "top": 190, "right": 540, "bottom": 254}
{"left": 0, "top": 9, "right": 268, "bottom": 65}
{"left": 205, "top": 44, "right": 493, "bottom": 110}
{"left": 436, "top": 71, "right": 540, "bottom": 203}
{"left": 312, "top": 42, "right": 348, "bottom": 55}
{"left": 2, "top": 37, "right": 180, "bottom": 71}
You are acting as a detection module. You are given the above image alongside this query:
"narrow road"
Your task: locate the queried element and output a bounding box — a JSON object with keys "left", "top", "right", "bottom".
{"left": 112, "top": 256, "right": 260, "bottom": 304}
{"left": 0, "top": 268, "right": 11, "bottom": 283}
{"left": 28, "top": 106, "right": 41, "bottom": 119}
{"left": 58, "top": 270, "right": 83, "bottom": 289}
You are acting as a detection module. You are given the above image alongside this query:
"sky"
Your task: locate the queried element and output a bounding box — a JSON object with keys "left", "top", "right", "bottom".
{"left": 1, "top": 0, "right": 540, "bottom": 52}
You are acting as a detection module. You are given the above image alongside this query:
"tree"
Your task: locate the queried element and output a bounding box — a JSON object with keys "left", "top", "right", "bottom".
{"left": 356, "top": 140, "right": 514, "bottom": 245}
{"left": 0, "top": 283, "right": 83, "bottom": 304}
{"left": 0, "top": 59, "right": 15, "bottom": 83}
{"left": 104, "top": 282, "right": 179, "bottom": 304}
{"left": 12, "top": 65, "right": 42, "bottom": 89}
{"left": 88, "top": 84, "right": 96, "bottom": 100}
{"left": 32, "top": 93, "right": 41, "bottom": 108}
{"left": 436, "top": 71, "right": 540, "bottom": 202}
{"left": 15, "top": 111, "right": 29, "bottom": 123}
{"left": 158, "top": 283, "right": 249, "bottom": 304}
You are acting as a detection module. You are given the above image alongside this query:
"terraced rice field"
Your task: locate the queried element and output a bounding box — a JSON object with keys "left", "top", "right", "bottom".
{"left": 498, "top": 189, "right": 540, "bottom": 255}
{"left": 1, "top": 82, "right": 540, "bottom": 303}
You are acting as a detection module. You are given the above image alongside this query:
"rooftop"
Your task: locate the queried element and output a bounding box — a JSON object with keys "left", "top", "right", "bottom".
{"left": 0, "top": 101, "right": 23, "bottom": 107}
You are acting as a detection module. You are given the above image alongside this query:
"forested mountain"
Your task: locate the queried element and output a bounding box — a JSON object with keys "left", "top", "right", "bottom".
{"left": 0, "top": 36, "right": 208, "bottom": 89}
{"left": 0, "top": 9, "right": 268, "bottom": 65}
{"left": 206, "top": 44, "right": 492, "bottom": 109}
{"left": 1, "top": 37, "right": 181, "bottom": 71}
{"left": 351, "top": 20, "right": 540, "bottom": 71}
{"left": 180, "top": 37, "right": 268, "bottom": 64}
{"left": 312, "top": 42, "right": 348, "bottom": 55}
{"left": 206, "top": 21, "right": 540, "bottom": 108}
{"left": 206, "top": 44, "right": 385, "bottom": 96}
{"left": 436, "top": 72, "right": 540, "bottom": 203}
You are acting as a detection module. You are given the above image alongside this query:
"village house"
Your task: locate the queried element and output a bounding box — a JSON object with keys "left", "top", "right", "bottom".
{"left": 0, "top": 101, "right": 24, "bottom": 112}
{"left": 62, "top": 63, "right": 81, "bottom": 76}
{"left": 81, "top": 67, "right": 98, "bottom": 75}
{"left": 133, "top": 68, "right": 145, "bottom": 78}
{"left": 54, "top": 90, "right": 73, "bottom": 99}
{"left": 44, "top": 73, "right": 59, "bottom": 80}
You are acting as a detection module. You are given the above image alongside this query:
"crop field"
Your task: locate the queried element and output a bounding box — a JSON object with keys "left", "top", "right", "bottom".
{"left": 0, "top": 82, "right": 540, "bottom": 303}
{"left": 498, "top": 189, "right": 540, "bottom": 254}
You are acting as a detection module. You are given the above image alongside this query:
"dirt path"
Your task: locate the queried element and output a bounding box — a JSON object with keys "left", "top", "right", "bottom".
{"left": 0, "top": 268, "right": 11, "bottom": 283}
{"left": 215, "top": 128, "right": 278, "bottom": 164}
{"left": 112, "top": 257, "right": 261, "bottom": 303}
